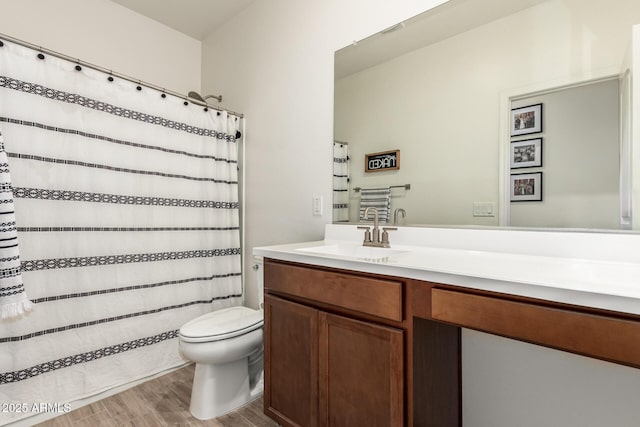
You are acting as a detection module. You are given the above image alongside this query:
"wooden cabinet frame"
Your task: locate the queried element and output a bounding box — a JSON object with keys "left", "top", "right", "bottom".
{"left": 431, "top": 287, "right": 640, "bottom": 369}
{"left": 264, "top": 294, "right": 319, "bottom": 427}
{"left": 264, "top": 258, "right": 640, "bottom": 426}
{"left": 319, "top": 311, "right": 404, "bottom": 426}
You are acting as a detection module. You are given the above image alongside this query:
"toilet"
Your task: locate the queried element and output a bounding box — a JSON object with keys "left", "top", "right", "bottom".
{"left": 178, "top": 257, "right": 265, "bottom": 420}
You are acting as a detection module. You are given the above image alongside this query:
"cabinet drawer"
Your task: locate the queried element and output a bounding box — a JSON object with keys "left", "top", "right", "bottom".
{"left": 432, "top": 288, "right": 640, "bottom": 367}
{"left": 265, "top": 260, "right": 403, "bottom": 322}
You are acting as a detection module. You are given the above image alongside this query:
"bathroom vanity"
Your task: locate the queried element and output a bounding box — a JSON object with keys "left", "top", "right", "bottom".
{"left": 262, "top": 258, "right": 459, "bottom": 426}
{"left": 254, "top": 224, "right": 640, "bottom": 426}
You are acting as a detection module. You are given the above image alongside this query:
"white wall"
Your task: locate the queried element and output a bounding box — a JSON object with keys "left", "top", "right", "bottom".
{"left": 0, "top": 0, "right": 201, "bottom": 94}
{"left": 633, "top": 24, "right": 640, "bottom": 229}
{"left": 463, "top": 329, "right": 640, "bottom": 427}
{"left": 200, "top": 0, "right": 449, "bottom": 308}
{"left": 203, "top": 1, "right": 640, "bottom": 426}
{"left": 335, "top": 0, "right": 640, "bottom": 227}
{"left": 510, "top": 79, "right": 620, "bottom": 228}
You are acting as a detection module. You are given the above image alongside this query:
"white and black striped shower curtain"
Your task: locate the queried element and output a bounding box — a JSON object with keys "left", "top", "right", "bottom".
{"left": 333, "top": 141, "right": 349, "bottom": 222}
{"left": 0, "top": 41, "right": 242, "bottom": 423}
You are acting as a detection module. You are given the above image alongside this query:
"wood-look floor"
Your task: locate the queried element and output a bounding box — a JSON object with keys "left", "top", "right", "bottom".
{"left": 35, "top": 364, "right": 278, "bottom": 427}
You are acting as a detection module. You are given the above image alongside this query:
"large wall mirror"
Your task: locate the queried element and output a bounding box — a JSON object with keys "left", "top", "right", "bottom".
{"left": 333, "top": 0, "right": 640, "bottom": 231}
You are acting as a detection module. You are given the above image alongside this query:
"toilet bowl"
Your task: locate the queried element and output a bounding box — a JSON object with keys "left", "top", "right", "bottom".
{"left": 179, "top": 306, "right": 263, "bottom": 419}
{"left": 178, "top": 257, "right": 265, "bottom": 420}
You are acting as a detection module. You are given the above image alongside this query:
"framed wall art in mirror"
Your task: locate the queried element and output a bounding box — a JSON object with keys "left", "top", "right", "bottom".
{"left": 510, "top": 138, "right": 542, "bottom": 169}
{"left": 511, "top": 103, "right": 543, "bottom": 137}
{"left": 510, "top": 172, "right": 542, "bottom": 202}
{"left": 505, "top": 77, "right": 621, "bottom": 229}
{"left": 365, "top": 149, "right": 400, "bottom": 173}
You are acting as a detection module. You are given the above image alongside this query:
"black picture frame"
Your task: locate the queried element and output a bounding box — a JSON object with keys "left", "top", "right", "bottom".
{"left": 511, "top": 103, "right": 543, "bottom": 137}
{"left": 510, "top": 172, "right": 542, "bottom": 202}
{"left": 510, "top": 138, "right": 542, "bottom": 169}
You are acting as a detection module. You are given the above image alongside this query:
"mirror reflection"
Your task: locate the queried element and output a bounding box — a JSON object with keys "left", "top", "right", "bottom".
{"left": 333, "top": 0, "right": 640, "bottom": 230}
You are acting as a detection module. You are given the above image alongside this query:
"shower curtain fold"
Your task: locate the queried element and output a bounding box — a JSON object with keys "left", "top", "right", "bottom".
{"left": 0, "top": 132, "right": 30, "bottom": 320}
{"left": 0, "top": 40, "right": 242, "bottom": 424}
{"left": 333, "top": 141, "right": 349, "bottom": 222}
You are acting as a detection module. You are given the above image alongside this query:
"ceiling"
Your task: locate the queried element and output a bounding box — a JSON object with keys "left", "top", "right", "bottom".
{"left": 335, "top": 0, "right": 549, "bottom": 79}
{"left": 111, "top": 0, "right": 549, "bottom": 77}
{"left": 111, "top": 0, "right": 257, "bottom": 40}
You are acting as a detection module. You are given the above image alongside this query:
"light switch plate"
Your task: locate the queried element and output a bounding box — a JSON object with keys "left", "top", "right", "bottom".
{"left": 473, "top": 201, "right": 495, "bottom": 217}
{"left": 312, "top": 196, "right": 323, "bottom": 216}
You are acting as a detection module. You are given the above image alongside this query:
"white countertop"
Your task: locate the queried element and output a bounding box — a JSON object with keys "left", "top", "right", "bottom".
{"left": 254, "top": 224, "right": 640, "bottom": 316}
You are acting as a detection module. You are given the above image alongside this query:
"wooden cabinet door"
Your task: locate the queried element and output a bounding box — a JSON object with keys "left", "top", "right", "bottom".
{"left": 264, "top": 295, "right": 319, "bottom": 427}
{"left": 319, "top": 312, "right": 404, "bottom": 427}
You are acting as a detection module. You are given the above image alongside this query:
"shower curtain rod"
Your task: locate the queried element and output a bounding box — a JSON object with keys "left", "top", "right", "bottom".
{"left": 0, "top": 32, "right": 244, "bottom": 119}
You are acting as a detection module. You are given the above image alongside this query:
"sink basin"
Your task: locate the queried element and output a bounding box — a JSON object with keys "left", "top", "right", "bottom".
{"left": 297, "top": 243, "right": 407, "bottom": 262}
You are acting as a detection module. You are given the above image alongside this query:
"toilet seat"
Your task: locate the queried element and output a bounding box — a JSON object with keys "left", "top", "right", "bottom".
{"left": 179, "top": 306, "right": 263, "bottom": 343}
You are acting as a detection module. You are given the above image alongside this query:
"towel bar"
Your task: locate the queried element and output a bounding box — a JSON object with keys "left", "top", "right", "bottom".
{"left": 353, "top": 184, "right": 411, "bottom": 192}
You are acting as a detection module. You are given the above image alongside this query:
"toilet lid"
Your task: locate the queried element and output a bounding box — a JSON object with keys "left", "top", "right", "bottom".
{"left": 179, "top": 306, "right": 263, "bottom": 342}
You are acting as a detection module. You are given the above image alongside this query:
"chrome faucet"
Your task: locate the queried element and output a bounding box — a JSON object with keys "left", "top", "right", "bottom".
{"left": 357, "top": 207, "right": 396, "bottom": 248}
{"left": 393, "top": 208, "right": 406, "bottom": 225}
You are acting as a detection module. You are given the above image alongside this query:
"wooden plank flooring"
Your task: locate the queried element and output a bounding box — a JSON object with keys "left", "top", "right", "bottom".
{"left": 35, "top": 364, "right": 278, "bottom": 427}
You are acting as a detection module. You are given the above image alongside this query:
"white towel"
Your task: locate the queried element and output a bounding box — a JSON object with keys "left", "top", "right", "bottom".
{"left": 0, "top": 131, "right": 31, "bottom": 320}
{"left": 359, "top": 187, "right": 391, "bottom": 223}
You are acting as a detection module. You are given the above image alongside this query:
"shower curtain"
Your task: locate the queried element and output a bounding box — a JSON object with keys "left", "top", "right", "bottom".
{"left": 332, "top": 141, "right": 349, "bottom": 222}
{"left": 0, "top": 41, "right": 242, "bottom": 424}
